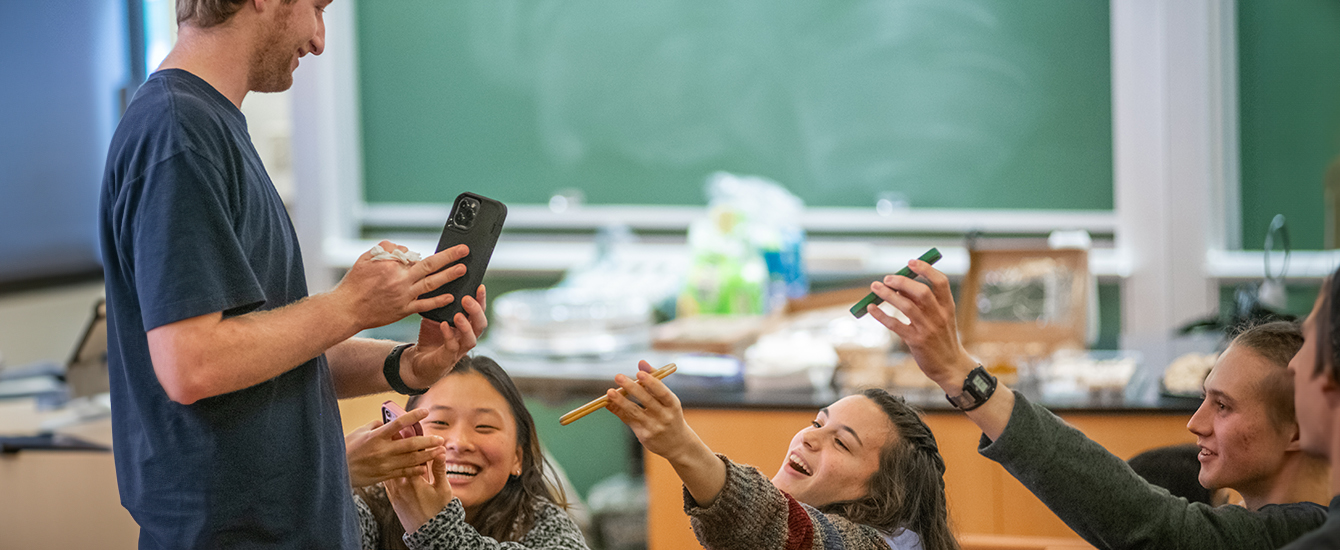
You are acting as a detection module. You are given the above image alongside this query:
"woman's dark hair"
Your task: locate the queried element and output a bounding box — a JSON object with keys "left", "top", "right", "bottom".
{"left": 357, "top": 355, "right": 566, "bottom": 548}
{"left": 1228, "top": 320, "right": 1304, "bottom": 427}
{"left": 816, "top": 388, "right": 959, "bottom": 550}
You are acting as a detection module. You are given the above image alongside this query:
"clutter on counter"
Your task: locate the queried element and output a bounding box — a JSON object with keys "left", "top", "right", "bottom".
{"left": 678, "top": 173, "right": 808, "bottom": 316}
{"left": 1161, "top": 352, "right": 1219, "bottom": 396}
{"left": 491, "top": 288, "right": 653, "bottom": 358}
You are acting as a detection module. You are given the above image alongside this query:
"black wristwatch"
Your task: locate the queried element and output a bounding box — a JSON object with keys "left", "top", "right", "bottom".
{"left": 383, "top": 343, "right": 428, "bottom": 396}
{"left": 945, "top": 365, "right": 997, "bottom": 411}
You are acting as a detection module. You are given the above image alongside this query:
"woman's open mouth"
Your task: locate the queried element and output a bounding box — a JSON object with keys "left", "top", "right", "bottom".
{"left": 787, "top": 453, "right": 813, "bottom": 476}
{"left": 444, "top": 462, "right": 480, "bottom": 480}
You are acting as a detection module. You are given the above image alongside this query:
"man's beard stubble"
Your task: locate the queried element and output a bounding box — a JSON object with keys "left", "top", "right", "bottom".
{"left": 248, "top": 8, "right": 296, "bottom": 94}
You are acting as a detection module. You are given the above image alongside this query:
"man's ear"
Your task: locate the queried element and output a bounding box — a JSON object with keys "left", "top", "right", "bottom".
{"left": 1285, "top": 421, "right": 1303, "bottom": 452}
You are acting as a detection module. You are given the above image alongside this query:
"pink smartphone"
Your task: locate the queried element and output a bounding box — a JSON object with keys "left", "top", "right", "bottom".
{"left": 381, "top": 400, "right": 424, "bottom": 440}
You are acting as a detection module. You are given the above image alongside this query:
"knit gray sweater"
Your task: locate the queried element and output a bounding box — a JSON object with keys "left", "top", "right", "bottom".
{"left": 980, "top": 391, "right": 1326, "bottom": 550}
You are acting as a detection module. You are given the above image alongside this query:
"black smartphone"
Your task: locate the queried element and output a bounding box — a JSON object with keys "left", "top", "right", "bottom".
{"left": 419, "top": 192, "right": 507, "bottom": 324}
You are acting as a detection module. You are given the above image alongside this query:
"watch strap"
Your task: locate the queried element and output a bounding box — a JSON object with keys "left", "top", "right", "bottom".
{"left": 383, "top": 343, "right": 428, "bottom": 396}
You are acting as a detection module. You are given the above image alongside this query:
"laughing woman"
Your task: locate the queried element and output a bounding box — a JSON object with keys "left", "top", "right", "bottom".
{"left": 606, "top": 361, "right": 958, "bottom": 550}
{"left": 352, "top": 355, "right": 588, "bottom": 550}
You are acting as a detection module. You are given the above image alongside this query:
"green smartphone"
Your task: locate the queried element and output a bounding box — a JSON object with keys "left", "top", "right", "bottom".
{"left": 849, "top": 248, "right": 942, "bottom": 318}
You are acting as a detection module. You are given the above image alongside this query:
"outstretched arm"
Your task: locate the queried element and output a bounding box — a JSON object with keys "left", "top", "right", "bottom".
{"left": 609, "top": 364, "right": 889, "bottom": 548}
{"left": 147, "top": 241, "right": 474, "bottom": 404}
{"left": 864, "top": 259, "right": 1326, "bottom": 550}
{"left": 863, "top": 257, "right": 1014, "bottom": 439}
{"left": 606, "top": 360, "right": 727, "bottom": 507}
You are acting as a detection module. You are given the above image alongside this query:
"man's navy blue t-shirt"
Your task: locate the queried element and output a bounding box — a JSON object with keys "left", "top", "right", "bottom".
{"left": 99, "top": 69, "right": 357, "bottom": 549}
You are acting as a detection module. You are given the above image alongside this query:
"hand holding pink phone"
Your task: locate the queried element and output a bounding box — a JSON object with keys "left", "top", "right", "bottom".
{"left": 381, "top": 400, "right": 425, "bottom": 441}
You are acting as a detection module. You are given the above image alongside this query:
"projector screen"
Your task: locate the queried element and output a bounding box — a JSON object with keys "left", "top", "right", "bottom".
{"left": 0, "top": 1, "right": 130, "bottom": 292}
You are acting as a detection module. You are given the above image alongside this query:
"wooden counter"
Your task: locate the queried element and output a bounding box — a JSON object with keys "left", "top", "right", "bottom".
{"left": 0, "top": 412, "right": 138, "bottom": 550}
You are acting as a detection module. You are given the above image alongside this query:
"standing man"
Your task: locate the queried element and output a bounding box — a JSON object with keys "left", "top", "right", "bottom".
{"left": 99, "top": 1, "right": 486, "bottom": 548}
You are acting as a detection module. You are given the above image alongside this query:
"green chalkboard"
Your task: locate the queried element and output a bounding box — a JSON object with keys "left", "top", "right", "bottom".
{"left": 1238, "top": 0, "right": 1340, "bottom": 251}
{"left": 357, "top": 0, "right": 1112, "bottom": 209}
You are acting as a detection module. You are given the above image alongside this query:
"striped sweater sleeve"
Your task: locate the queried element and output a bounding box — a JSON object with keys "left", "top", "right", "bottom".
{"left": 684, "top": 454, "right": 891, "bottom": 550}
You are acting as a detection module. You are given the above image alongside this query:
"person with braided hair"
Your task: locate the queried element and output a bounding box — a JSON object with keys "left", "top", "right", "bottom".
{"left": 605, "top": 360, "right": 959, "bottom": 550}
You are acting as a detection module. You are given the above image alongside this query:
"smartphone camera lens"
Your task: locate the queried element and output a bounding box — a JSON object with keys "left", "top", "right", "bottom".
{"left": 453, "top": 198, "right": 479, "bottom": 228}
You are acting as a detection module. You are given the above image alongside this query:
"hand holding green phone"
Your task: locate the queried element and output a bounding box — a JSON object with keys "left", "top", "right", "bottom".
{"left": 849, "top": 248, "right": 942, "bottom": 318}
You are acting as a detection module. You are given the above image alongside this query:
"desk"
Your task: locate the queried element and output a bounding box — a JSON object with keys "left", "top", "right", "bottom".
{"left": 0, "top": 406, "right": 137, "bottom": 550}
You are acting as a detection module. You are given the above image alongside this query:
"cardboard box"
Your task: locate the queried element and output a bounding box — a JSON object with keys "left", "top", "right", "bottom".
{"left": 958, "top": 248, "right": 1089, "bottom": 381}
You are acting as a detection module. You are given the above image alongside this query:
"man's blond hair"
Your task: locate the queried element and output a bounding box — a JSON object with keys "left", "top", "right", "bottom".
{"left": 176, "top": 0, "right": 297, "bottom": 28}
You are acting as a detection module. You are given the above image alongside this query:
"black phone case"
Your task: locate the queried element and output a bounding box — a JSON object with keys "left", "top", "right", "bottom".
{"left": 419, "top": 192, "right": 507, "bottom": 324}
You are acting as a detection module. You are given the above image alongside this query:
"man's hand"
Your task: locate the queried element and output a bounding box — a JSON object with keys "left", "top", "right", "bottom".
{"left": 864, "top": 259, "right": 979, "bottom": 394}
{"left": 401, "top": 285, "right": 488, "bottom": 390}
{"left": 145, "top": 240, "right": 478, "bottom": 405}
{"left": 384, "top": 449, "right": 454, "bottom": 534}
{"left": 345, "top": 409, "right": 444, "bottom": 488}
{"left": 331, "top": 240, "right": 471, "bottom": 331}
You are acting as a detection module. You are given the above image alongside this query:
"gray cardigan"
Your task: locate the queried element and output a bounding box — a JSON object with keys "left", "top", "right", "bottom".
{"left": 980, "top": 391, "right": 1326, "bottom": 550}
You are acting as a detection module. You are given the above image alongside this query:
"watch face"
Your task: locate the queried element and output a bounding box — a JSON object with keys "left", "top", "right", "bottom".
{"left": 948, "top": 367, "right": 995, "bottom": 410}
{"left": 968, "top": 375, "right": 991, "bottom": 393}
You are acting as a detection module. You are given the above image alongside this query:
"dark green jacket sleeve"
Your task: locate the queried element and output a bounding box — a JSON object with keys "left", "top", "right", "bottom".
{"left": 978, "top": 391, "right": 1326, "bottom": 550}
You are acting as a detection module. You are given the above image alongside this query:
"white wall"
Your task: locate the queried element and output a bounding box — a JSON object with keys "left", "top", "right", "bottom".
{"left": 241, "top": 91, "right": 295, "bottom": 203}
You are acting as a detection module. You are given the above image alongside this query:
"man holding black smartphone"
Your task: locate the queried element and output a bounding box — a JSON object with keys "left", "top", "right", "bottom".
{"left": 98, "top": 1, "right": 484, "bottom": 548}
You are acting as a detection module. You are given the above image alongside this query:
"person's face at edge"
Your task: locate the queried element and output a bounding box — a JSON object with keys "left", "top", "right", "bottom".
{"left": 1186, "top": 344, "right": 1296, "bottom": 497}
{"left": 1290, "top": 288, "right": 1334, "bottom": 458}
{"left": 249, "top": 0, "right": 329, "bottom": 93}
{"left": 415, "top": 370, "right": 523, "bottom": 520}
{"left": 771, "top": 395, "right": 892, "bottom": 507}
